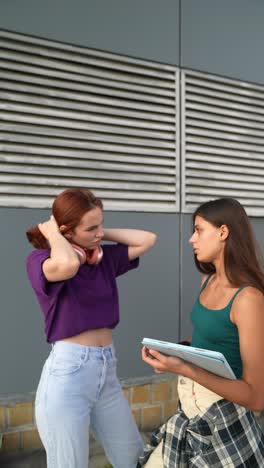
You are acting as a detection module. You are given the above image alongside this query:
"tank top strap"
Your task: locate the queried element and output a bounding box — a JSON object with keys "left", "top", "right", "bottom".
{"left": 200, "top": 274, "right": 212, "bottom": 292}
{"left": 228, "top": 286, "right": 246, "bottom": 308}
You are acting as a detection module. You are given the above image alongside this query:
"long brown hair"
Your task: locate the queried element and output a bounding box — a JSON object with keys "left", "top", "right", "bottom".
{"left": 26, "top": 188, "right": 103, "bottom": 249}
{"left": 192, "top": 198, "right": 264, "bottom": 293}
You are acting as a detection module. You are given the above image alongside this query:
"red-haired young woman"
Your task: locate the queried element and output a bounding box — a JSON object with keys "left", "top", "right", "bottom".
{"left": 26, "top": 188, "right": 157, "bottom": 468}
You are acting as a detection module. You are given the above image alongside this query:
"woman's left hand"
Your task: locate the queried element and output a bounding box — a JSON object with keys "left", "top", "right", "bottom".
{"left": 142, "top": 346, "right": 187, "bottom": 375}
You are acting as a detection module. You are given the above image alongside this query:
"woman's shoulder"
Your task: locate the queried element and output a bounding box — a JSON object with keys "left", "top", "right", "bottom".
{"left": 232, "top": 286, "right": 264, "bottom": 321}
{"left": 26, "top": 248, "right": 50, "bottom": 267}
{"left": 235, "top": 286, "right": 263, "bottom": 303}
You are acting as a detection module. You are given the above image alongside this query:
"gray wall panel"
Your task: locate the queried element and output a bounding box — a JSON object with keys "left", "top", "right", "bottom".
{"left": 180, "top": 214, "right": 200, "bottom": 341}
{"left": 113, "top": 213, "right": 180, "bottom": 379}
{"left": 0, "top": 0, "right": 179, "bottom": 64}
{"left": 181, "top": 0, "right": 264, "bottom": 84}
{"left": 0, "top": 208, "right": 180, "bottom": 395}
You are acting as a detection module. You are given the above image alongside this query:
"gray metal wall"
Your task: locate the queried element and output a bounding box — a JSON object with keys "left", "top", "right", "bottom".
{"left": 0, "top": 0, "right": 180, "bottom": 65}
{"left": 1, "top": 0, "right": 264, "bottom": 396}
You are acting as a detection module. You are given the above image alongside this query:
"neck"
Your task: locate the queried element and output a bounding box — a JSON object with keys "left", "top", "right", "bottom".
{"left": 212, "top": 254, "right": 229, "bottom": 286}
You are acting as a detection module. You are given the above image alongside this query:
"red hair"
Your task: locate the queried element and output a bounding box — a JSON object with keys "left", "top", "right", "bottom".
{"left": 26, "top": 188, "right": 103, "bottom": 249}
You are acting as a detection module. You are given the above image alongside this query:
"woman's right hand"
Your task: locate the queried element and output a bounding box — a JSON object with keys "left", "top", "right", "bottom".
{"left": 38, "top": 215, "right": 61, "bottom": 241}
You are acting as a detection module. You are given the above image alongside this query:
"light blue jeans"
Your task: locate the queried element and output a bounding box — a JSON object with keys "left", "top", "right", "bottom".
{"left": 35, "top": 341, "right": 143, "bottom": 468}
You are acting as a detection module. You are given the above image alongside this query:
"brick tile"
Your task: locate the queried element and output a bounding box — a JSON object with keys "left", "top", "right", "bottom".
{"left": 171, "top": 379, "right": 179, "bottom": 400}
{"left": 123, "top": 388, "right": 130, "bottom": 403}
{"left": 0, "top": 406, "right": 6, "bottom": 430}
{"left": 142, "top": 405, "right": 161, "bottom": 431}
{"left": 22, "top": 429, "right": 43, "bottom": 450}
{"left": 8, "top": 403, "right": 33, "bottom": 427}
{"left": 2, "top": 432, "right": 21, "bottom": 452}
{"left": 131, "top": 385, "right": 150, "bottom": 404}
{"left": 164, "top": 400, "right": 178, "bottom": 421}
{"left": 132, "top": 408, "right": 142, "bottom": 429}
{"left": 152, "top": 381, "right": 171, "bottom": 402}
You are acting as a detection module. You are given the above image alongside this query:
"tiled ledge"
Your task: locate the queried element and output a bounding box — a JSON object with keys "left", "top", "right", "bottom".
{"left": 0, "top": 374, "right": 263, "bottom": 458}
{"left": 0, "top": 374, "right": 179, "bottom": 455}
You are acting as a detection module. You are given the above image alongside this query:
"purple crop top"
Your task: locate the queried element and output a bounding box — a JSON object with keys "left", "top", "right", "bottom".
{"left": 26, "top": 243, "right": 139, "bottom": 343}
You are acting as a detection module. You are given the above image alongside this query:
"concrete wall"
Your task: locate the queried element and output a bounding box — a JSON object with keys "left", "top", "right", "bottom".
{"left": 1, "top": 0, "right": 264, "bottom": 395}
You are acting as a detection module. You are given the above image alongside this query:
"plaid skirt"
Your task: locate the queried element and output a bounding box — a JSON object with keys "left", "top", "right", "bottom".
{"left": 138, "top": 400, "right": 264, "bottom": 467}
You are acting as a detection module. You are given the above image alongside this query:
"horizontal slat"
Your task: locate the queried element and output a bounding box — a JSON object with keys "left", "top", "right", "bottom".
{"left": 183, "top": 70, "right": 264, "bottom": 215}
{"left": 187, "top": 178, "right": 264, "bottom": 191}
{"left": 0, "top": 77, "right": 174, "bottom": 106}
{"left": 0, "top": 174, "right": 175, "bottom": 193}
{"left": 0, "top": 30, "right": 176, "bottom": 72}
{"left": 187, "top": 118, "right": 264, "bottom": 136}
{"left": 186, "top": 136, "right": 264, "bottom": 151}
{"left": 0, "top": 135, "right": 175, "bottom": 157}
{"left": 0, "top": 38, "right": 176, "bottom": 80}
{"left": 0, "top": 85, "right": 174, "bottom": 107}
{"left": 186, "top": 102, "right": 264, "bottom": 123}
{"left": 186, "top": 152, "right": 264, "bottom": 170}
{"left": 0, "top": 90, "right": 175, "bottom": 130}
{"left": 0, "top": 148, "right": 176, "bottom": 166}
{"left": 186, "top": 110, "right": 264, "bottom": 129}
{"left": 187, "top": 159, "right": 264, "bottom": 172}
{"left": 0, "top": 154, "right": 175, "bottom": 175}
{"left": 0, "top": 185, "right": 176, "bottom": 201}
{"left": 0, "top": 87, "right": 175, "bottom": 114}
{"left": 185, "top": 145, "right": 264, "bottom": 159}
{"left": 186, "top": 187, "right": 264, "bottom": 199}
{"left": 0, "top": 31, "right": 179, "bottom": 211}
{"left": 0, "top": 58, "right": 174, "bottom": 91}
{"left": 0, "top": 76, "right": 175, "bottom": 124}
{"left": 0, "top": 163, "right": 175, "bottom": 184}
{"left": 0, "top": 116, "right": 175, "bottom": 142}
{"left": 185, "top": 75, "right": 264, "bottom": 99}
{"left": 188, "top": 120, "right": 263, "bottom": 142}
{"left": 186, "top": 84, "right": 264, "bottom": 107}
{"left": 0, "top": 195, "right": 177, "bottom": 211}
{"left": 0, "top": 70, "right": 174, "bottom": 98}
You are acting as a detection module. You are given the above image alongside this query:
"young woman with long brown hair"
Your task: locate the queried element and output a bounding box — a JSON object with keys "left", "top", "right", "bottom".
{"left": 26, "top": 187, "right": 157, "bottom": 468}
{"left": 140, "top": 198, "right": 264, "bottom": 467}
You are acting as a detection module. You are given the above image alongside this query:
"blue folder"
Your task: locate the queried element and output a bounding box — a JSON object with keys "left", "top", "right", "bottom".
{"left": 142, "top": 337, "right": 236, "bottom": 380}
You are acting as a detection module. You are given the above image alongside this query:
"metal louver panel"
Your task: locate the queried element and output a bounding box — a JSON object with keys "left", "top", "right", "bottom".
{"left": 0, "top": 30, "right": 179, "bottom": 211}
{"left": 182, "top": 70, "right": 264, "bottom": 216}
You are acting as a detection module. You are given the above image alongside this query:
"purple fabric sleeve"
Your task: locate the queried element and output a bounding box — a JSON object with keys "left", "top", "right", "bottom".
{"left": 103, "top": 244, "right": 139, "bottom": 277}
{"left": 26, "top": 249, "right": 65, "bottom": 297}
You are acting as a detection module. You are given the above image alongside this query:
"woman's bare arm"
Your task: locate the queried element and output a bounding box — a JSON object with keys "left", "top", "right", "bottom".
{"left": 39, "top": 216, "right": 80, "bottom": 282}
{"left": 103, "top": 228, "right": 157, "bottom": 260}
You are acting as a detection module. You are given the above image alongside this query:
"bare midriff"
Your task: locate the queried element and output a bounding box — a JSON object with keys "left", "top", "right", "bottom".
{"left": 61, "top": 328, "right": 113, "bottom": 347}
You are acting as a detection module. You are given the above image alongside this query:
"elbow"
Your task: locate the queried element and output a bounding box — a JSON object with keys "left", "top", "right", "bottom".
{"left": 249, "top": 401, "right": 264, "bottom": 412}
{"left": 247, "top": 395, "right": 264, "bottom": 412}
{"left": 59, "top": 258, "right": 80, "bottom": 279}
{"left": 148, "top": 232, "right": 157, "bottom": 248}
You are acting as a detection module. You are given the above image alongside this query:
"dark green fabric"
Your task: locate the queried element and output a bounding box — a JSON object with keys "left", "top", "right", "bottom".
{"left": 191, "top": 275, "right": 243, "bottom": 378}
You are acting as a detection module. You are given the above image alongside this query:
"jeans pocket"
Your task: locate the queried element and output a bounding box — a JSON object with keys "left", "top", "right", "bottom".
{"left": 50, "top": 353, "right": 83, "bottom": 376}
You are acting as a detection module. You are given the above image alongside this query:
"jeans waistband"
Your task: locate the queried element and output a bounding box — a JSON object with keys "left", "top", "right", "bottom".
{"left": 51, "top": 341, "right": 116, "bottom": 361}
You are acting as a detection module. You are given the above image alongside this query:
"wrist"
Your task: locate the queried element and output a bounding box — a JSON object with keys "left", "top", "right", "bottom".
{"left": 47, "top": 231, "right": 64, "bottom": 243}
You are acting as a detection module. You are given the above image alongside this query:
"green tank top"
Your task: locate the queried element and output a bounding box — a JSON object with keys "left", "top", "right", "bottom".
{"left": 191, "top": 275, "right": 244, "bottom": 378}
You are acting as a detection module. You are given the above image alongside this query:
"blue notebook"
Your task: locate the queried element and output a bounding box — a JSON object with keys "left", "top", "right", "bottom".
{"left": 142, "top": 338, "right": 236, "bottom": 380}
